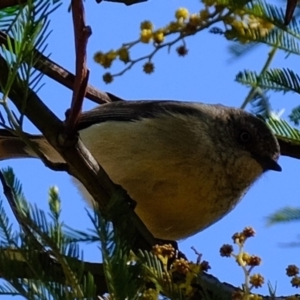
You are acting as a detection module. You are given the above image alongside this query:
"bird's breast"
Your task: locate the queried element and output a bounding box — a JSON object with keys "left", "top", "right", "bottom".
{"left": 78, "top": 116, "right": 262, "bottom": 240}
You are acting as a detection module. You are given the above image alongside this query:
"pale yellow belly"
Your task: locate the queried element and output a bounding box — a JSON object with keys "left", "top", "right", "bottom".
{"left": 77, "top": 117, "right": 247, "bottom": 240}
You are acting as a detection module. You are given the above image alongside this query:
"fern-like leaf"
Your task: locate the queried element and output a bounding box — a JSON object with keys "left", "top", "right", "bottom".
{"left": 267, "top": 207, "right": 300, "bottom": 225}
{"left": 0, "top": 0, "right": 61, "bottom": 127}
{"left": 235, "top": 70, "right": 291, "bottom": 93}
{"left": 266, "top": 68, "right": 300, "bottom": 94}
{"left": 289, "top": 105, "right": 300, "bottom": 126}
{"left": 228, "top": 42, "right": 259, "bottom": 61}
{"left": 250, "top": 90, "right": 272, "bottom": 117}
{"left": 267, "top": 116, "right": 300, "bottom": 143}
{"left": 91, "top": 208, "right": 143, "bottom": 300}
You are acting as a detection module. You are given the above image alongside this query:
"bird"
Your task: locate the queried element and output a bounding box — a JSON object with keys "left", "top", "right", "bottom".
{"left": 0, "top": 93, "right": 281, "bottom": 240}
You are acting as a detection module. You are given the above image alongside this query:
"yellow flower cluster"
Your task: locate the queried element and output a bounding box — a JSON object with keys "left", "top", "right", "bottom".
{"left": 150, "top": 244, "right": 211, "bottom": 298}
{"left": 176, "top": 45, "right": 188, "bottom": 56}
{"left": 249, "top": 273, "right": 264, "bottom": 288}
{"left": 202, "top": 0, "right": 217, "bottom": 7}
{"left": 165, "top": 8, "right": 211, "bottom": 35}
{"left": 95, "top": 6, "right": 214, "bottom": 83}
{"left": 220, "top": 227, "right": 265, "bottom": 299}
{"left": 140, "top": 20, "right": 166, "bottom": 44}
{"left": 170, "top": 257, "right": 210, "bottom": 297}
{"left": 140, "top": 288, "right": 159, "bottom": 300}
{"left": 287, "top": 264, "right": 300, "bottom": 289}
{"left": 175, "top": 7, "right": 189, "bottom": 21}
{"left": 102, "top": 72, "right": 113, "bottom": 84}
{"left": 224, "top": 12, "right": 274, "bottom": 43}
{"left": 140, "top": 28, "right": 153, "bottom": 43}
{"left": 94, "top": 47, "right": 130, "bottom": 69}
{"left": 232, "top": 291, "right": 263, "bottom": 300}
{"left": 152, "top": 244, "right": 174, "bottom": 266}
{"left": 143, "top": 62, "right": 154, "bottom": 74}
{"left": 139, "top": 7, "right": 212, "bottom": 46}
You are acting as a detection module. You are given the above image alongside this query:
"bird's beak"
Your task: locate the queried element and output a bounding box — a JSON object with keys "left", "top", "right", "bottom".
{"left": 262, "top": 157, "right": 282, "bottom": 172}
{"left": 253, "top": 153, "right": 282, "bottom": 172}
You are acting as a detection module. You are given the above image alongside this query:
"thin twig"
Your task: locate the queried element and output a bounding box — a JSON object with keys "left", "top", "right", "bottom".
{"left": 240, "top": 43, "right": 279, "bottom": 109}
{"left": 0, "top": 31, "right": 112, "bottom": 105}
{"left": 65, "top": 0, "right": 92, "bottom": 133}
{"left": 0, "top": 170, "right": 45, "bottom": 251}
{"left": 0, "top": 53, "right": 157, "bottom": 252}
{"left": 0, "top": 0, "right": 27, "bottom": 10}
{"left": 111, "top": 9, "right": 230, "bottom": 79}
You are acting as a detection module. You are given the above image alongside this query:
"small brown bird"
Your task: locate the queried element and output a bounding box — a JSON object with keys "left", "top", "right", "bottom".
{"left": 0, "top": 95, "right": 281, "bottom": 240}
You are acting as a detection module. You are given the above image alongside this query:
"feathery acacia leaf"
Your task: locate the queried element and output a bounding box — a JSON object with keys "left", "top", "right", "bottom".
{"left": 216, "top": 0, "right": 285, "bottom": 25}
{"left": 0, "top": 167, "right": 99, "bottom": 299}
{"left": 235, "top": 69, "right": 300, "bottom": 93}
{"left": 262, "top": 30, "right": 300, "bottom": 55}
{"left": 0, "top": 0, "right": 61, "bottom": 115}
{"left": 266, "top": 68, "right": 300, "bottom": 93}
{"left": 91, "top": 204, "right": 144, "bottom": 300}
{"left": 228, "top": 42, "right": 259, "bottom": 60}
{"left": 267, "top": 116, "right": 300, "bottom": 143}
{"left": 236, "top": 70, "right": 290, "bottom": 91}
{"left": 250, "top": 90, "right": 271, "bottom": 117}
{"left": 267, "top": 207, "right": 300, "bottom": 225}
{"left": 224, "top": 0, "right": 300, "bottom": 59}
{"left": 289, "top": 105, "right": 300, "bottom": 125}
{"left": 0, "top": 6, "right": 21, "bottom": 32}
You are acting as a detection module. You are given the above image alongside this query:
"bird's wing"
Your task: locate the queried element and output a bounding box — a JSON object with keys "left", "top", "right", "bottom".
{"left": 77, "top": 95, "right": 205, "bottom": 130}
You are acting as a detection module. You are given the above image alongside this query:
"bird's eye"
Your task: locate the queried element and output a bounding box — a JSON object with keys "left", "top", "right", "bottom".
{"left": 239, "top": 130, "right": 252, "bottom": 143}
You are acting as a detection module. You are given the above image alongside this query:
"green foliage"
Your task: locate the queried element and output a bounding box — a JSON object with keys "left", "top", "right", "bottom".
{"left": 228, "top": 42, "right": 258, "bottom": 60}
{"left": 0, "top": 167, "right": 99, "bottom": 299}
{"left": 237, "top": 68, "right": 300, "bottom": 94}
{"left": 2, "top": 0, "right": 300, "bottom": 298}
{"left": 0, "top": 6, "right": 21, "bottom": 31}
{"left": 0, "top": 167, "right": 202, "bottom": 300}
{"left": 220, "top": 0, "right": 300, "bottom": 127}
{"left": 289, "top": 105, "right": 300, "bottom": 125}
{"left": 0, "top": 0, "right": 61, "bottom": 129}
{"left": 91, "top": 209, "right": 145, "bottom": 299}
{"left": 267, "top": 207, "right": 300, "bottom": 225}
{"left": 250, "top": 90, "right": 271, "bottom": 117}
{"left": 218, "top": 0, "right": 300, "bottom": 234}
{"left": 267, "top": 116, "right": 300, "bottom": 143}
{"left": 138, "top": 250, "right": 185, "bottom": 299}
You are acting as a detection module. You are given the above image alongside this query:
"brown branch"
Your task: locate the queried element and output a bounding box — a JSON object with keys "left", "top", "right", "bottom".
{"left": 278, "top": 137, "right": 300, "bottom": 159}
{"left": 65, "top": 0, "right": 91, "bottom": 133}
{"left": 0, "top": 248, "right": 290, "bottom": 299}
{"left": 0, "top": 249, "right": 107, "bottom": 295}
{"left": 101, "top": 0, "right": 148, "bottom": 5}
{"left": 284, "top": 0, "right": 297, "bottom": 25}
{"left": 0, "top": 0, "right": 27, "bottom": 10}
{"left": 0, "top": 31, "right": 113, "bottom": 105}
{"left": 0, "top": 170, "right": 45, "bottom": 251}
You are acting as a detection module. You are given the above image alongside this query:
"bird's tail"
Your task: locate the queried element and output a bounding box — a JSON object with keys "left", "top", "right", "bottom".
{"left": 0, "top": 129, "right": 63, "bottom": 162}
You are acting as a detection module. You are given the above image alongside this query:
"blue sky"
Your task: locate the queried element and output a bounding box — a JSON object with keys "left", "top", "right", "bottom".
{"left": 2, "top": 0, "right": 300, "bottom": 297}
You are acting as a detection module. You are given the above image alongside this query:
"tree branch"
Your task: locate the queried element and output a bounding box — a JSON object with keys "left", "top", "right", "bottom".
{"left": 0, "top": 54, "right": 156, "bottom": 251}
{"left": 0, "top": 31, "right": 113, "bottom": 105}
{"left": 97, "top": 0, "right": 147, "bottom": 5}
{"left": 0, "top": 248, "right": 289, "bottom": 299}
{"left": 277, "top": 136, "right": 300, "bottom": 160}
{"left": 0, "top": 0, "right": 27, "bottom": 10}
{"left": 0, "top": 170, "right": 45, "bottom": 251}
{"left": 0, "top": 249, "right": 107, "bottom": 295}
{"left": 65, "top": 0, "right": 91, "bottom": 133}
{"left": 0, "top": 0, "right": 147, "bottom": 10}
